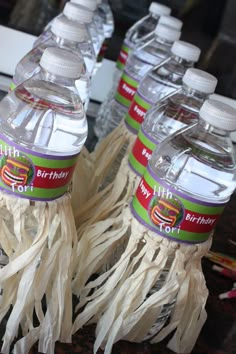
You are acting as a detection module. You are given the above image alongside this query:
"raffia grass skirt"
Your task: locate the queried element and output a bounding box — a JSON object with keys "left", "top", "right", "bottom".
{"left": 71, "top": 121, "right": 136, "bottom": 229}
{"left": 72, "top": 206, "right": 212, "bottom": 354}
{"left": 0, "top": 192, "right": 77, "bottom": 354}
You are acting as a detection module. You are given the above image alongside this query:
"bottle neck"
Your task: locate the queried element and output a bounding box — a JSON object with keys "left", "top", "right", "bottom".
{"left": 172, "top": 55, "right": 195, "bottom": 68}
{"left": 155, "top": 35, "right": 174, "bottom": 47}
{"left": 38, "top": 68, "right": 78, "bottom": 93}
{"left": 181, "top": 83, "right": 210, "bottom": 101}
{"left": 52, "top": 33, "right": 82, "bottom": 50}
{"left": 198, "top": 119, "right": 232, "bottom": 139}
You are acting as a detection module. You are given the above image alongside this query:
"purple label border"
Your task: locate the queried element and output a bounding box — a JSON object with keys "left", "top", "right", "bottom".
{"left": 147, "top": 165, "right": 226, "bottom": 208}
{"left": 0, "top": 133, "right": 79, "bottom": 160}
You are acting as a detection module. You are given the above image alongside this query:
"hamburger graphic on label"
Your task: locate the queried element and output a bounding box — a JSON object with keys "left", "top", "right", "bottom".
{"left": 0, "top": 154, "right": 34, "bottom": 188}
{"left": 149, "top": 195, "right": 184, "bottom": 228}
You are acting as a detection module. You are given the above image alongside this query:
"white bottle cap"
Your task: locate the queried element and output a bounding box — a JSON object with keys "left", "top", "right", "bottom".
{"left": 155, "top": 24, "right": 181, "bottom": 42}
{"left": 149, "top": 2, "right": 171, "bottom": 16}
{"left": 199, "top": 99, "right": 236, "bottom": 131}
{"left": 40, "top": 47, "right": 82, "bottom": 79}
{"left": 171, "top": 40, "right": 201, "bottom": 62}
{"left": 159, "top": 15, "right": 183, "bottom": 30}
{"left": 183, "top": 68, "right": 217, "bottom": 94}
{"left": 70, "top": 0, "right": 97, "bottom": 11}
{"left": 63, "top": 2, "right": 93, "bottom": 24}
{"left": 51, "top": 17, "right": 86, "bottom": 42}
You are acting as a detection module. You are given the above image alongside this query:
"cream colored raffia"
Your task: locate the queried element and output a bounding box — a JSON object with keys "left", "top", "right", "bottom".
{"left": 0, "top": 192, "right": 77, "bottom": 354}
{"left": 72, "top": 206, "right": 212, "bottom": 354}
{"left": 71, "top": 121, "right": 135, "bottom": 225}
{"left": 72, "top": 141, "right": 140, "bottom": 295}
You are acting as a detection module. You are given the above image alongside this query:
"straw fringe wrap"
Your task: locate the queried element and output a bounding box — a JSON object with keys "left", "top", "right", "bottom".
{"left": 0, "top": 192, "right": 77, "bottom": 354}
{"left": 71, "top": 121, "right": 136, "bottom": 228}
{"left": 72, "top": 153, "right": 141, "bottom": 295}
{"left": 72, "top": 206, "right": 212, "bottom": 354}
{"left": 72, "top": 122, "right": 135, "bottom": 227}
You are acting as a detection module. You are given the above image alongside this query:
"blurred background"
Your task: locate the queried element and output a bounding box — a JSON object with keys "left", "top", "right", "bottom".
{"left": 0, "top": 0, "right": 235, "bottom": 99}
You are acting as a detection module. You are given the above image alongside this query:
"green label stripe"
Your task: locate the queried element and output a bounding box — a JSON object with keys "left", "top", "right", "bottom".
{"left": 138, "top": 128, "right": 156, "bottom": 151}
{"left": 125, "top": 92, "right": 152, "bottom": 132}
{"left": 114, "top": 92, "right": 131, "bottom": 108}
{"left": 128, "top": 151, "right": 145, "bottom": 176}
{"left": 121, "top": 72, "right": 139, "bottom": 88}
{"left": 10, "top": 82, "right": 16, "bottom": 91}
{"left": 116, "top": 61, "right": 124, "bottom": 70}
{"left": 132, "top": 197, "right": 210, "bottom": 243}
{"left": 0, "top": 182, "right": 67, "bottom": 199}
{"left": 121, "top": 44, "right": 130, "bottom": 53}
{"left": 0, "top": 138, "right": 78, "bottom": 168}
{"left": 116, "top": 43, "right": 131, "bottom": 70}
{"left": 144, "top": 171, "right": 225, "bottom": 214}
{"left": 135, "top": 92, "right": 152, "bottom": 110}
{"left": 125, "top": 114, "right": 141, "bottom": 132}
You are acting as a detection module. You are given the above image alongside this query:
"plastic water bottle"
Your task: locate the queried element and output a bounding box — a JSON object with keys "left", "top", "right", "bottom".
{"left": 96, "top": 0, "right": 115, "bottom": 62}
{"left": 0, "top": 47, "right": 87, "bottom": 201}
{"left": 116, "top": 2, "right": 171, "bottom": 72}
{"left": 129, "top": 68, "right": 218, "bottom": 178}
{"left": 33, "top": 2, "right": 97, "bottom": 76}
{"left": 106, "top": 68, "right": 217, "bottom": 270}
{"left": 70, "top": 0, "right": 105, "bottom": 58}
{"left": 125, "top": 40, "right": 201, "bottom": 134}
{"left": 97, "top": 23, "right": 181, "bottom": 140}
{"left": 12, "top": 16, "right": 91, "bottom": 110}
{"left": 132, "top": 98, "right": 236, "bottom": 338}
{"left": 97, "top": 0, "right": 114, "bottom": 37}
{"left": 95, "top": 2, "right": 172, "bottom": 136}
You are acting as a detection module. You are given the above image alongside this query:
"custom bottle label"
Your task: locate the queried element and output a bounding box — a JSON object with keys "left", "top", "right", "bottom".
{"left": 114, "top": 70, "right": 139, "bottom": 108}
{"left": 131, "top": 166, "right": 226, "bottom": 243}
{"left": 129, "top": 127, "right": 157, "bottom": 176}
{"left": 116, "top": 40, "right": 133, "bottom": 71}
{"left": 125, "top": 90, "right": 153, "bottom": 133}
{"left": 0, "top": 134, "right": 78, "bottom": 201}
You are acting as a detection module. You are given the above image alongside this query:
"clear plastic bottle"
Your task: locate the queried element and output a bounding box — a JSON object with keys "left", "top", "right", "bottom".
{"left": 125, "top": 40, "right": 201, "bottom": 134}
{"left": 132, "top": 98, "right": 236, "bottom": 339}
{"left": 12, "top": 16, "right": 91, "bottom": 111}
{"left": 70, "top": 0, "right": 105, "bottom": 58}
{"left": 96, "top": 0, "right": 115, "bottom": 62}
{"left": 95, "top": 2, "right": 172, "bottom": 136}
{"left": 158, "top": 15, "right": 183, "bottom": 30}
{"left": 0, "top": 47, "right": 87, "bottom": 201}
{"left": 33, "top": 2, "right": 97, "bottom": 76}
{"left": 128, "top": 67, "right": 217, "bottom": 177}
{"left": 96, "top": 23, "right": 181, "bottom": 140}
{"left": 107, "top": 69, "right": 217, "bottom": 272}
{"left": 116, "top": 2, "right": 171, "bottom": 72}
{"left": 97, "top": 0, "right": 114, "bottom": 39}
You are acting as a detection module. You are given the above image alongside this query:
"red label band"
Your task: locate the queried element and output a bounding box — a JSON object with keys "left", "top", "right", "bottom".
{"left": 131, "top": 137, "right": 152, "bottom": 167}
{"left": 32, "top": 166, "right": 76, "bottom": 189}
{"left": 117, "top": 48, "right": 129, "bottom": 66}
{"left": 128, "top": 127, "right": 157, "bottom": 176}
{"left": 128, "top": 98, "right": 147, "bottom": 125}
{"left": 116, "top": 77, "right": 137, "bottom": 103}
